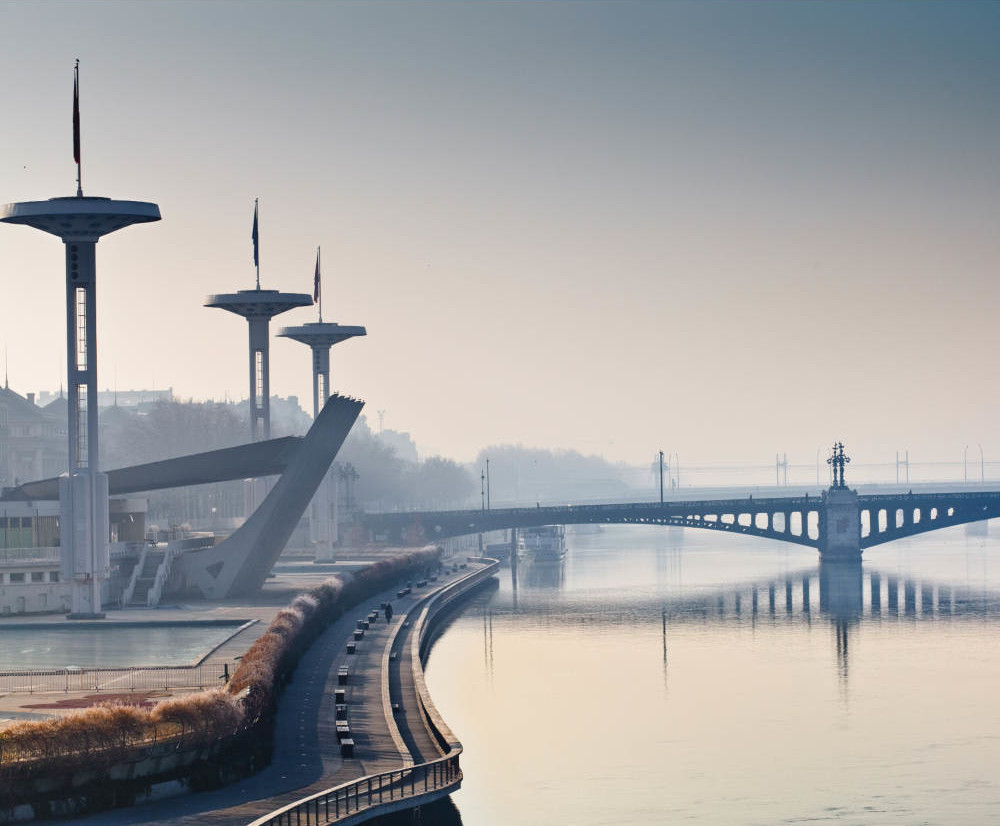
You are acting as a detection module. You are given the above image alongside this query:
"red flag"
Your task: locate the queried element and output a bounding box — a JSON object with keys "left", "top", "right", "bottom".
{"left": 313, "top": 247, "right": 321, "bottom": 304}
{"left": 73, "top": 62, "right": 80, "bottom": 166}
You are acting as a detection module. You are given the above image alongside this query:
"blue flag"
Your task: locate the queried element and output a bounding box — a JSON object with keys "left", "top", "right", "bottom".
{"left": 251, "top": 200, "right": 259, "bottom": 269}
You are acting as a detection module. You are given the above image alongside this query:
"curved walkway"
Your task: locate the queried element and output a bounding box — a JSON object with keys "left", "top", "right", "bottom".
{"left": 45, "top": 561, "right": 490, "bottom": 826}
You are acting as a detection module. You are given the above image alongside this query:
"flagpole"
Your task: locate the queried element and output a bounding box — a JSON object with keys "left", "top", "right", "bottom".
{"left": 74, "top": 59, "right": 82, "bottom": 197}
{"left": 317, "top": 246, "right": 322, "bottom": 323}
{"left": 252, "top": 197, "right": 260, "bottom": 289}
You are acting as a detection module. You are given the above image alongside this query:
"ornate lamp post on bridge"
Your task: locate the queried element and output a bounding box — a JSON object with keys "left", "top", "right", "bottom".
{"left": 821, "top": 442, "right": 861, "bottom": 563}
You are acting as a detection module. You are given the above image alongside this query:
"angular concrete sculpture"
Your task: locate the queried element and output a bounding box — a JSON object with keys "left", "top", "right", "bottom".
{"left": 174, "top": 393, "right": 363, "bottom": 598}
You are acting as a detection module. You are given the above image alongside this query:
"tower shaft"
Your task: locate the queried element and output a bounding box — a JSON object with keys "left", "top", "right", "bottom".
{"left": 311, "top": 345, "right": 331, "bottom": 418}
{"left": 1, "top": 195, "right": 160, "bottom": 618}
{"left": 248, "top": 316, "right": 272, "bottom": 441}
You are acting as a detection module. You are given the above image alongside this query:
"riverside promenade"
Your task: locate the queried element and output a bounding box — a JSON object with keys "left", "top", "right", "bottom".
{"left": 28, "top": 556, "right": 497, "bottom": 826}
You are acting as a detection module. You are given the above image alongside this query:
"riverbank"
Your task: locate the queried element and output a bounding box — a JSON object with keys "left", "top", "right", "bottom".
{"left": 3, "top": 553, "right": 497, "bottom": 825}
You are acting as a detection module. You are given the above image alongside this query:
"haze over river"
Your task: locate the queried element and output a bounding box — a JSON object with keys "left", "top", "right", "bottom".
{"left": 425, "top": 524, "right": 1000, "bottom": 825}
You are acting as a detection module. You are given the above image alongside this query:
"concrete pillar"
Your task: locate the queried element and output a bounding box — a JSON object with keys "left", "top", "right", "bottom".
{"left": 819, "top": 487, "right": 861, "bottom": 562}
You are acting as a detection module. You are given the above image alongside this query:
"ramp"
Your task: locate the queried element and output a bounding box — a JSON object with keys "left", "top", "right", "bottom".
{"left": 174, "top": 394, "right": 363, "bottom": 598}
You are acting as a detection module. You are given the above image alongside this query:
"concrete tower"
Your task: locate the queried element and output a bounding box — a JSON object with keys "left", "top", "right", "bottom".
{"left": 206, "top": 288, "right": 311, "bottom": 520}
{"left": 279, "top": 251, "right": 365, "bottom": 558}
{"left": 206, "top": 198, "right": 311, "bottom": 443}
{"left": 278, "top": 323, "right": 367, "bottom": 420}
{"left": 0, "top": 197, "right": 161, "bottom": 617}
{"left": 205, "top": 288, "right": 312, "bottom": 442}
{"left": 0, "top": 64, "right": 160, "bottom": 617}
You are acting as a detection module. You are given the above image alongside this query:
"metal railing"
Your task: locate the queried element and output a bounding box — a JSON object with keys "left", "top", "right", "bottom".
{"left": 121, "top": 543, "right": 148, "bottom": 607}
{"left": 0, "top": 663, "right": 228, "bottom": 694}
{"left": 0, "top": 547, "right": 60, "bottom": 565}
{"left": 148, "top": 544, "right": 182, "bottom": 607}
{"left": 249, "top": 755, "right": 462, "bottom": 826}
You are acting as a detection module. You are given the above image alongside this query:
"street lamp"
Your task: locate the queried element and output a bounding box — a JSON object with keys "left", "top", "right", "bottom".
{"left": 979, "top": 444, "right": 985, "bottom": 484}
{"left": 659, "top": 450, "right": 664, "bottom": 504}
{"left": 964, "top": 444, "right": 969, "bottom": 485}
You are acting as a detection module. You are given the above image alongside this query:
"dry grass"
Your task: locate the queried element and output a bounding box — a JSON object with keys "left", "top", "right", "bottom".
{"left": 0, "top": 548, "right": 441, "bottom": 770}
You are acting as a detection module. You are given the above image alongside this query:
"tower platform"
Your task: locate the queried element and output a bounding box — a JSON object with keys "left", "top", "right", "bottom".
{"left": 205, "top": 288, "right": 312, "bottom": 443}
{"left": 205, "top": 289, "right": 312, "bottom": 318}
{"left": 279, "top": 321, "right": 367, "bottom": 348}
{"left": 0, "top": 196, "right": 160, "bottom": 239}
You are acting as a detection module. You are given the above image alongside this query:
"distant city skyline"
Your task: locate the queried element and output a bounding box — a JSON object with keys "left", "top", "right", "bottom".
{"left": 1, "top": 1, "right": 998, "bottom": 468}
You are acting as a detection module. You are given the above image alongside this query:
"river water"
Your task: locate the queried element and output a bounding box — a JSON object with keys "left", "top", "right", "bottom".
{"left": 424, "top": 524, "right": 1000, "bottom": 825}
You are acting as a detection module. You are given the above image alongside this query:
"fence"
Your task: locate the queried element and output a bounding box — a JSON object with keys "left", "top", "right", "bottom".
{"left": 249, "top": 754, "right": 462, "bottom": 826}
{"left": 0, "top": 547, "right": 60, "bottom": 565}
{"left": 0, "top": 663, "right": 229, "bottom": 694}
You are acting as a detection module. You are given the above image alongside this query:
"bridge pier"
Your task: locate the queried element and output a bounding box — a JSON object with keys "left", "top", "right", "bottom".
{"left": 819, "top": 487, "right": 862, "bottom": 562}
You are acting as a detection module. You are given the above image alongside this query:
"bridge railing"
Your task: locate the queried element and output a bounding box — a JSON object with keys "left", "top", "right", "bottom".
{"left": 859, "top": 490, "right": 1000, "bottom": 503}
{"left": 247, "top": 756, "right": 462, "bottom": 826}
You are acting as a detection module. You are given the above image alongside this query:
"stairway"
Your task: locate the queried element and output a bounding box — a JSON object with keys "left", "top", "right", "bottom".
{"left": 128, "top": 549, "right": 165, "bottom": 607}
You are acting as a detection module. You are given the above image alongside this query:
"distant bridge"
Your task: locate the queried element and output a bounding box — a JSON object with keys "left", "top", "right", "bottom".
{"left": 361, "top": 488, "right": 1000, "bottom": 561}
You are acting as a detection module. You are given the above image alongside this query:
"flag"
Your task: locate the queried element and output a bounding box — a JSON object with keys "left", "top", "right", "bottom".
{"left": 313, "top": 247, "right": 321, "bottom": 304}
{"left": 251, "top": 200, "right": 259, "bottom": 268}
{"left": 73, "top": 62, "right": 80, "bottom": 166}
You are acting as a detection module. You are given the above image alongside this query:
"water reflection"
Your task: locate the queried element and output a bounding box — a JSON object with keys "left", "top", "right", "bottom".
{"left": 495, "top": 550, "right": 1000, "bottom": 694}
{"left": 429, "top": 529, "right": 1000, "bottom": 825}
{"left": 518, "top": 560, "right": 565, "bottom": 590}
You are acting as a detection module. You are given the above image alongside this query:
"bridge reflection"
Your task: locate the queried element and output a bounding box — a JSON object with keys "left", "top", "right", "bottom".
{"left": 504, "top": 558, "right": 1000, "bottom": 623}
{"left": 489, "top": 555, "right": 1000, "bottom": 689}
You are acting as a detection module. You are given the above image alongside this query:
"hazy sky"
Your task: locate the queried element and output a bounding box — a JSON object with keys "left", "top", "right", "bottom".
{"left": 0, "top": 1, "right": 998, "bottom": 469}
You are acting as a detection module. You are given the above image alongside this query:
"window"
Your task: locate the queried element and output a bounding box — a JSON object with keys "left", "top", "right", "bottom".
{"left": 31, "top": 571, "right": 44, "bottom": 582}
{"left": 10, "top": 573, "right": 25, "bottom": 583}
{"left": 49, "top": 571, "right": 59, "bottom": 582}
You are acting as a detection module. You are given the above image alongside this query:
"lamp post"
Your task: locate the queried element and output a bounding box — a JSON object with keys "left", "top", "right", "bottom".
{"left": 979, "top": 444, "right": 985, "bottom": 484}
{"left": 964, "top": 444, "right": 969, "bottom": 485}
{"left": 659, "top": 450, "right": 664, "bottom": 504}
